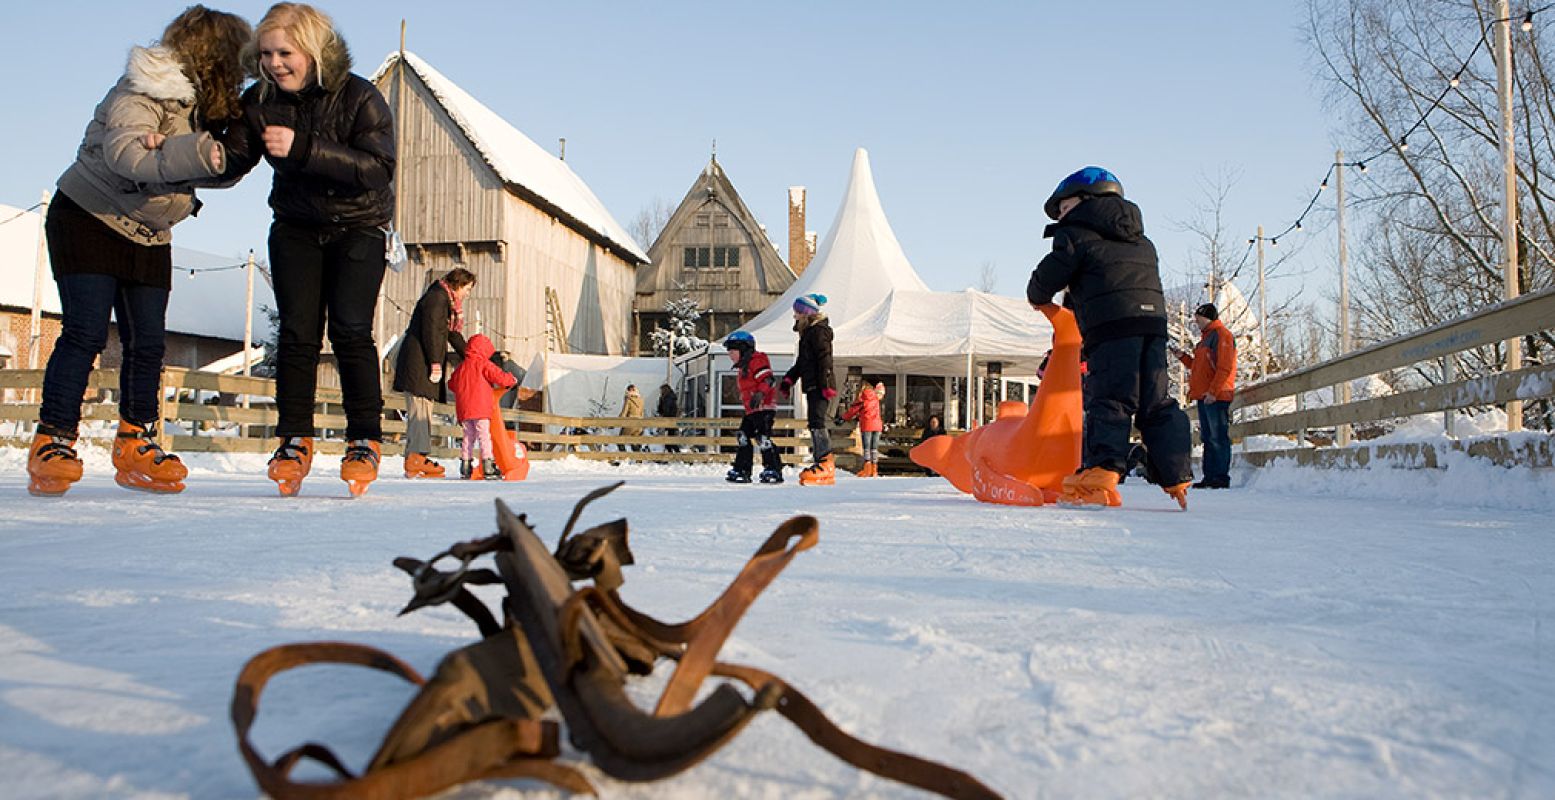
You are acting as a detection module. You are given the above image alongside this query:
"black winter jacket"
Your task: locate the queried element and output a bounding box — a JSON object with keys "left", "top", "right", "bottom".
{"left": 221, "top": 74, "right": 395, "bottom": 228}
{"left": 1027, "top": 195, "right": 1168, "bottom": 351}
{"left": 784, "top": 317, "right": 836, "bottom": 394}
{"left": 393, "top": 284, "right": 466, "bottom": 400}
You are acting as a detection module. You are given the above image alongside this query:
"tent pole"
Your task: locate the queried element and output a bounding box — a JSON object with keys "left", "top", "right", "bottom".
{"left": 965, "top": 351, "right": 974, "bottom": 428}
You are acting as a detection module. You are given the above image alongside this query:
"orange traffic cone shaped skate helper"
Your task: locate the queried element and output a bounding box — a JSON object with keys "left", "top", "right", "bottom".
{"left": 268, "top": 437, "right": 313, "bottom": 497}
{"left": 112, "top": 421, "right": 188, "bottom": 493}
{"left": 27, "top": 430, "right": 84, "bottom": 497}
{"left": 798, "top": 454, "right": 836, "bottom": 486}
{"left": 340, "top": 439, "right": 381, "bottom": 497}
{"left": 1059, "top": 466, "right": 1123, "bottom": 507}
{"left": 403, "top": 452, "right": 444, "bottom": 479}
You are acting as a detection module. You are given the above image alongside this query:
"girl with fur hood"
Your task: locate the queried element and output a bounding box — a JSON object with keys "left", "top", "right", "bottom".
{"left": 219, "top": 3, "right": 397, "bottom": 497}
{"left": 27, "top": 5, "right": 251, "bottom": 498}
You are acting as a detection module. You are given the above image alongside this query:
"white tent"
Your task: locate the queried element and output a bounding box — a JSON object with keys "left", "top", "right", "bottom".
{"left": 520, "top": 352, "right": 684, "bottom": 420}
{"left": 832, "top": 288, "right": 1052, "bottom": 375}
{"left": 739, "top": 148, "right": 929, "bottom": 354}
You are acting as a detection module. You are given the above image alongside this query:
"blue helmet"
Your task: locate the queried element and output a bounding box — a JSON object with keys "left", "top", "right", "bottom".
{"left": 1045, "top": 166, "right": 1124, "bottom": 220}
{"left": 723, "top": 330, "right": 755, "bottom": 350}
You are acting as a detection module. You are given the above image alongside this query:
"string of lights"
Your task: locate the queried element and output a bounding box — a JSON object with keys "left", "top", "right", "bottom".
{"left": 1247, "top": 4, "right": 1551, "bottom": 250}
{"left": 175, "top": 262, "right": 248, "bottom": 278}
{"left": 0, "top": 202, "right": 44, "bottom": 227}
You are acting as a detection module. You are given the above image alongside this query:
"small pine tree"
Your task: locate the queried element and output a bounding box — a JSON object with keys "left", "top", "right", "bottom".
{"left": 649, "top": 295, "right": 709, "bottom": 356}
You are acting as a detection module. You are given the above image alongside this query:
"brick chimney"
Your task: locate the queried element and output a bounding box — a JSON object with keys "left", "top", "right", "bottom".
{"left": 788, "top": 186, "right": 811, "bottom": 274}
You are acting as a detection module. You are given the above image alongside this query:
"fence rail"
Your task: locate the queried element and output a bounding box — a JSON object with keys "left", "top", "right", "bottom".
{"left": 1230, "top": 286, "right": 1555, "bottom": 465}
{"left": 0, "top": 368, "right": 817, "bottom": 465}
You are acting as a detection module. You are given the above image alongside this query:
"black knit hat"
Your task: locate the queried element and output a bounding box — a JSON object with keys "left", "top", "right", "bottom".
{"left": 1194, "top": 303, "right": 1219, "bottom": 321}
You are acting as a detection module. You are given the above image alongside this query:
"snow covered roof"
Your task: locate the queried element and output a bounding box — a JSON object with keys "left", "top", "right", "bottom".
{"left": 0, "top": 201, "right": 274, "bottom": 342}
{"left": 370, "top": 51, "right": 648, "bottom": 264}
{"left": 739, "top": 148, "right": 930, "bottom": 353}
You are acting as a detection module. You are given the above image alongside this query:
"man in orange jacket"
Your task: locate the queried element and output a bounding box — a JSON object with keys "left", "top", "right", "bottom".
{"left": 1171, "top": 303, "right": 1237, "bottom": 489}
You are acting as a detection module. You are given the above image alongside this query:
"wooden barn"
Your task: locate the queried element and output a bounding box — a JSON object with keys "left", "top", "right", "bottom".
{"left": 370, "top": 52, "right": 647, "bottom": 367}
{"left": 633, "top": 157, "right": 799, "bottom": 353}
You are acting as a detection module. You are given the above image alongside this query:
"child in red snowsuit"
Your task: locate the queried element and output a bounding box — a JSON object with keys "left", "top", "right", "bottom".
{"left": 842, "top": 381, "right": 885, "bottom": 477}
{"left": 722, "top": 331, "right": 783, "bottom": 484}
{"left": 448, "top": 334, "right": 516, "bottom": 479}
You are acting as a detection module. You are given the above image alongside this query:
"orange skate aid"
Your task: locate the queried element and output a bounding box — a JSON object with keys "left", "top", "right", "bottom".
{"left": 910, "top": 305, "right": 1084, "bottom": 506}
{"left": 476, "top": 387, "right": 529, "bottom": 481}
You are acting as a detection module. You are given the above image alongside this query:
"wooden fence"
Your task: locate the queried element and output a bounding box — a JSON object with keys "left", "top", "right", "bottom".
{"left": 0, "top": 368, "right": 820, "bottom": 465}
{"left": 1230, "top": 286, "right": 1555, "bottom": 468}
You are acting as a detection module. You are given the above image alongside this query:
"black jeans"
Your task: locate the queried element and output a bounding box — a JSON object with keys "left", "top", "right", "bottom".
{"left": 40, "top": 273, "right": 169, "bottom": 434}
{"left": 1082, "top": 335, "right": 1192, "bottom": 484}
{"left": 269, "top": 221, "right": 386, "bottom": 440}
{"left": 733, "top": 410, "right": 781, "bottom": 474}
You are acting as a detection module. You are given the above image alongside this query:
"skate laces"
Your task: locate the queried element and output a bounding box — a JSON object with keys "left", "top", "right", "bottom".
{"left": 344, "top": 441, "right": 380, "bottom": 465}
{"left": 272, "top": 438, "right": 309, "bottom": 463}
{"left": 36, "top": 439, "right": 80, "bottom": 463}
{"left": 119, "top": 425, "right": 179, "bottom": 464}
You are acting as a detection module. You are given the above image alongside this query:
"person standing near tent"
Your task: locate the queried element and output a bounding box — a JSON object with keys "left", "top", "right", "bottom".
{"left": 843, "top": 381, "right": 885, "bottom": 477}
{"left": 1170, "top": 302, "right": 1237, "bottom": 489}
{"left": 656, "top": 383, "right": 681, "bottom": 454}
{"left": 779, "top": 293, "right": 837, "bottom": 485}
{"left": 26, "top": 6, "right": 252, "bottom": 497}
{"left": 1026, "top": 167, "right": 1193, "bottom": 509}
{"left": 393, "top": 268, "right": 473, "bottom": 479}
{"left": 723, "top": 332, "right": 784, "bottom": 484}
{"left": 219, "top": 2, "right": 397, "bottom": 497}
{"left": 619, "top": 385, "right": 644, "bottom": 451}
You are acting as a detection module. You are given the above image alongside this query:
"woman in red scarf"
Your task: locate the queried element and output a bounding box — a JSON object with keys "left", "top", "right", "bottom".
{"left": 392, "top": 268, "right": 474, "bottom": 477}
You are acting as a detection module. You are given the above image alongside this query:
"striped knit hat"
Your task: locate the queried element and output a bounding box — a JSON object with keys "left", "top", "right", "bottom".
{"left": 792, "top": 293, "right": 827, "bottom": 315}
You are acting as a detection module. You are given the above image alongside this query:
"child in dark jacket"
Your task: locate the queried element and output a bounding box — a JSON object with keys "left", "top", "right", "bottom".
{"left": 448, "top": 334, "right": 516, "bottom": 479}
{"left": 723, "top": 331, "right": 784, "bottom": 484}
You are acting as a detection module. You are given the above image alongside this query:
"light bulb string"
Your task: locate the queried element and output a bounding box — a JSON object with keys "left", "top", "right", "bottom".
{"left": 1248, "top": 4, "right": 1551, "bottom": 247}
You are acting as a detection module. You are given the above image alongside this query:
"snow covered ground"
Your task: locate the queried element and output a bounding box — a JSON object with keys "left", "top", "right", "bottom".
{"left": 1, "top": 445, "right": 1553, "bottom": 799}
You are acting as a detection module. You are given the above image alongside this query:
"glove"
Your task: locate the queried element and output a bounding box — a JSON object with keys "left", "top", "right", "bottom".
{"left": 778, "top": 377, "right": 793, "bottom": 398}
{"left": 429, "top": 364, "right": 443, "bottom": 382}
{"left": 822, "top": 388, "right": 837, "bottom": 401}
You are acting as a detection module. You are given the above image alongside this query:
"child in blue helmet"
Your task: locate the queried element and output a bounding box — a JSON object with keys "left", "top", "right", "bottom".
{"left": 1026, "top": 167, "right": 1193, "bottom": 509}
{"left": 724, "top": 331, "right": 784, "bottom": 483}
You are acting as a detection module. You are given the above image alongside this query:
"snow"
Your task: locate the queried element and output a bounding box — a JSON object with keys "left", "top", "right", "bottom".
{"left": 2, "top": 446, "right": 1554, "bottom": 799}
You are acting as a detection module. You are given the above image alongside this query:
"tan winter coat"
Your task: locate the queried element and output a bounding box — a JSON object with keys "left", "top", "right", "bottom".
{"left": 56, "top": 45, "right": 225, "bottom": 245}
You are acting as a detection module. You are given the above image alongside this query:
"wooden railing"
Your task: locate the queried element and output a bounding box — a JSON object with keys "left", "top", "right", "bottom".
{"left": 0, "top": 368, "right": 817, "bottom": 465}
{"left": 1230, "top": 286, "right": 1555, "bottom": 467}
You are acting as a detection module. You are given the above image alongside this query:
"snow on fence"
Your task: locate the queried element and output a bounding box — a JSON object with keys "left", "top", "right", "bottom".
{"left": 0, "top": 368, "right": 814, "bottom": 465}
{"left": 1231, "top": 286, "right": 1555, "bottom": 468}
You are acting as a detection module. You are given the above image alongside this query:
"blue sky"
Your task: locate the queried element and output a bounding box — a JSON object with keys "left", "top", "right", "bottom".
{"left": 1, "top": 1, "right": 1343, "bottom": 307}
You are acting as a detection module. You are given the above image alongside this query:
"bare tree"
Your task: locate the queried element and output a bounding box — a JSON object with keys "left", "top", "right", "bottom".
{"left": 628, "top": 197, "right": 676, "bottom": 251}
{"left": 1307, "top": 0, "right": 1554, "bottom": 426}
{"left": 976, "top": 260, "right": 999, "bottom": 293}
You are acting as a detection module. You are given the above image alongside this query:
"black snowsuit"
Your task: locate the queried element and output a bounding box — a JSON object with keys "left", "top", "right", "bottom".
{"left": 784, "top": 317, "right": 836, "bottom": 461}
{"left": 1027, "top": 195, "right": 1192, "bottom": 483}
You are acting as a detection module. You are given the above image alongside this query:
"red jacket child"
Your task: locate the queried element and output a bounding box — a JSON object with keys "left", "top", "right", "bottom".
{"left": 842, "top": 384, "right": 884, "bottom": 432}
{"left": 448, "top": 334, "right": 517, "bottom": 422}
{"left": 736, "top": 350, "right": 778, "bottom": 412}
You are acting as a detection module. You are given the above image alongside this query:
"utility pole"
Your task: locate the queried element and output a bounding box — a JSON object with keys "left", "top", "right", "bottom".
{"left": 29, "top": 191, "right": 50, "bottom": 374}
{"left": 1334, "top": 151, "right": 1352, "bottom": 447}
{"left": 1495, "top": 0, "right": 1523, "bottom": 431}
{"left": 1256, "top": 224, "right": 1268, "bottom": 378}
{"left": 243, "top": 250, "right": 255, "bottom": 377}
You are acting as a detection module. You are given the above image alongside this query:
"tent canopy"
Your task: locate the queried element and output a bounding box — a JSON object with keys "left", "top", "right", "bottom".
{"left": 739, "top": 148, "right": 927, "bottom": 354}
{"left": 831, "top": 288, "right": 1052, "bottom": 375}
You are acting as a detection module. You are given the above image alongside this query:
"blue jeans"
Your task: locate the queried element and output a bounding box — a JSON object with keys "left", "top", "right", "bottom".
{"left": 861, "top": 430, "right": 881, "bottom": 458}
{"left": 40, "top": 273, "right": 169, "bottom": 434}
{"left": 1197, "top": 399, "right": 1232, "bottom": 482}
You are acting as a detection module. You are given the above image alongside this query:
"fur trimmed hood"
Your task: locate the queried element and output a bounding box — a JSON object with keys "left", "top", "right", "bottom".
{"left": 317, "top": 32, "right": 352, "bottom": 92}
{"left": 125, "top": 45, "right": 194, "bottom": 104}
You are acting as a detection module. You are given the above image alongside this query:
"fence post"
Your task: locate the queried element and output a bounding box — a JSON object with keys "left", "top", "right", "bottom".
{"left": 1443, "top": 357, "right": 1456, "bottom": 437}
{"left": 157, "top": 368, "right": 170, "bottom": 449}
